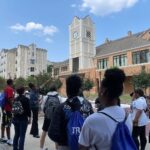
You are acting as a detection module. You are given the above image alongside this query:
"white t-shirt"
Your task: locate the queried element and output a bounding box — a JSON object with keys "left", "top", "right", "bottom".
{"left": 79, "top": 106, "right": 132, "bottom": 150}
{"left": 130, "top": 97, "right": 148, "bottom": 126}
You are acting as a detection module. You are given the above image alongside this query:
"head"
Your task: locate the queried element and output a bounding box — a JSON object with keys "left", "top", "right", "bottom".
{"left": 28, "top": 83, "right": 35, "bottom": 90}
{"left": 7, "top": 79, "right": 13, "bottom": 86}
{"left": 100, "top": 68, "right": 126, "bottom": 106}
{"left": 134, "top": 89, "right": 144, "bottom": 99}
{"left": 66, "top": 75, "right": 82, "bottom": 98}
{"left": 49, "top": 84, "right": 57, "bottom": 92}
{"left": 16, "top": 86, "right": 25, "bottom": 96}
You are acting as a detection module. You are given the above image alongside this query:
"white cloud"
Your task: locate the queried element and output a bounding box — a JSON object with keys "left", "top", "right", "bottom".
{"left": 81, "top": 0, "right": 139, "bottom": 16}
{"left": 43, "top": 26, "right": 58, "bottom": 36}
{"left": 71, "top": 4, "right": 77, "bottom": 8}
{"left": 10, "top": 22, "right": 58, "bottom": 38}
{"left": 45, "top": 38, "right": 53, "bottom": 43}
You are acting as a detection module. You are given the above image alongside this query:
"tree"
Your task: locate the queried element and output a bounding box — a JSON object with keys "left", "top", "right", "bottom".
{"left": 47, "top": 65, "right": 53, "bottom": 76}
{"left": 0, "top": 77, "right": 6, "bottom": 91}
{"left": 132, "top": 71, "right": 150, "bottom": 92}
{"left": 26, "top": 76, "right": 37, "bottom": 86}
{"left": 35, "top": 73, "right": 50, "bottom": 88}
{"left": 53, "top": 78, "right": 62, "bottom": 90}
{"left": 14, "top": 77, "right": 27, "bottom": 89}
{"left": 83, "top": 78, "right": 94, "bottom": 91}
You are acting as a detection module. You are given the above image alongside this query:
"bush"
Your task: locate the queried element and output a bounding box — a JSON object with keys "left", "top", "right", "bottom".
{"left": 83, "top": 78, "right": 94, "bottom": 91}
{"left": 0, "top": 77, "right": 6, "bottom": 91}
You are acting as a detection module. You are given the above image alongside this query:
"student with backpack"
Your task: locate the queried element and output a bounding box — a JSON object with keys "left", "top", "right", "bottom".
{"left": 12, "top": 86, "right": 31, "bottom": 150}
{"left": 79, "top": 68, "right": 136, "bottom": 150}
{"left": 40, "top": 85, "right": 62, "bottom": 150}
{"left": 48, "top": 75, "right": 93, "bottom": 150}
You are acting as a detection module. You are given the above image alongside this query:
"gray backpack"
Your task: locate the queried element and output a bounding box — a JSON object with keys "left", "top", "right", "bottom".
{"left": 44, "top": 95, "right": 60, "bottom": 119}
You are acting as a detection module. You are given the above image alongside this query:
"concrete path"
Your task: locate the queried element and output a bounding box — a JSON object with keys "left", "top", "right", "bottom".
{"left": 0, "top": 117, "right": 55, "bottom": 150}
{"left": 0, "top": 117, "right": 150, "bottom": 150}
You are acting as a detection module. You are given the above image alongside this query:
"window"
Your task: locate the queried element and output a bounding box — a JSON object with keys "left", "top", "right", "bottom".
{"left": 61, "top": 66, "right": 68, "bottom": 72}
{"left": 30, "top": 67, "right": 34, "bottom": 72}
{"left": 98, "top": 58, "right": 108, "bottom": 69}
{"left": 32, "top": 52, "right": 34, "bottom": 57}
{"left": 30, "top": 59, "right": 35, "bottom": 64}
{"left": 86, "top": 31, "right": 91, "bottom": 39}
{"left": 132, "top": 49, "right": 150, "bottom": 64}
{"left": 54, "top": 68, "right": 59, "bottom": 76}
{"left": 72, "top": 57, "right": 79, "bottom": 73}
{"left": 113, "top": 54, "right": 127, "bottom": 67}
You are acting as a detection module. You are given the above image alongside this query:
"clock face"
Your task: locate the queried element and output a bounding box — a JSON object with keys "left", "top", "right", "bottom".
{"left": 73, "top": 31, "right": 78, "bottom": 39}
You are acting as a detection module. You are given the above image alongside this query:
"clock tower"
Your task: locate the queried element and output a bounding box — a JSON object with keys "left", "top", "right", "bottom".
{"left": 69, "top": 16, "right": 96, "bottom": 72}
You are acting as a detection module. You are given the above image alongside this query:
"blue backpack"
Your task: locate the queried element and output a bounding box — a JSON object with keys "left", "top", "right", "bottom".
{"left": 64, "top": 98, "right": 87, "bottom": 150}
{"left": 99, "top": 112, "right": 137, "bottom": 150}
{"left": 0, "top": 92, "right": 6, "bottom": 108}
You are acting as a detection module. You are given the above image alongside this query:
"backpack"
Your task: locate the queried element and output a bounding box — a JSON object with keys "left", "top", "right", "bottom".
{"left": 99, "top": 112, "right": 137, "bottom": 150}
{"left": 44, "top": 95, "right": 60, "bottom": 119}
{"left": 65, "top": 98, "right": 90, "bottom": 150}
{"left": 0, "top": 92, "right": 6, "bottom": 108}
{"left": 12, "top": 98, "right": 24, "bottom": 115}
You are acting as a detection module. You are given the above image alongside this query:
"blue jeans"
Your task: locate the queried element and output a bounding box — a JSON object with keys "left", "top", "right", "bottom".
{"left": 13, "top": 120, "right": 28, "bottom": 150}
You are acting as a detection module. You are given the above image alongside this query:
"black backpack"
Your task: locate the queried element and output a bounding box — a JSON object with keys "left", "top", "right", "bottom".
{"left": 12, "top": 97, "right": 24, "bottom": 115}
{"left": 44, "top": 95, "right": 60, "bottom": 119}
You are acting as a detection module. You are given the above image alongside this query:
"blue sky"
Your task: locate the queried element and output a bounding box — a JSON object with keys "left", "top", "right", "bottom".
{"left": 0, "top": 0, "right": 150, "bottom": 62}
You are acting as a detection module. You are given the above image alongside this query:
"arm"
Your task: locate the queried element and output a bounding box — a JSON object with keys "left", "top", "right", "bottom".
{"left": 133, "top": 109, "right": 142, "bottom": 125}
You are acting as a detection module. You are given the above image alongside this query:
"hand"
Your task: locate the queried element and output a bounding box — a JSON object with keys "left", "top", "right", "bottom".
{"left": 133, "top": 120, "right": 138, "bottom": 126}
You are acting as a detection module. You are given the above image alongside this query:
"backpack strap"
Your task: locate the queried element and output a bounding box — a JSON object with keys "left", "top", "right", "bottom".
{"left": 99, "top": 111, "right": 129, "bottom": 123}
{"left": 98, "top": 112, "right": 119, "bottom": 123}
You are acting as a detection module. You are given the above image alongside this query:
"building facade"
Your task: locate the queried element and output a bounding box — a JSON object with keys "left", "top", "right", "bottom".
{"left": 0, "top": 44, "right": 47, "bottom": 79}
{"left": 53, "top": 16, "right": 150, "bottom": 94}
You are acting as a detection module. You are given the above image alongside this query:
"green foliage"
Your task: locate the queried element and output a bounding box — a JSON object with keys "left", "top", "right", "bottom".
{"left": 26, "top": 76, "right": 37, "bottom": 86}
{"left": 132, "top": 71, "right": 150, "bottom": 91}
{"left": 53, "top": 78, "right": 62, "bottom": 90}
{"left": 83, "top": 78, "right": 94, "bottom": 91}
{"left": 14, "top": 77, "right": 27, "bottom": 89}
{"left": 0, "top": 76, "right": 6, "bottom": 91}
{"left": 47, "top": 65, "right": 53, "bottom": 75}
{"left": 35, "top": 73, "right": 50, "bottom": 88}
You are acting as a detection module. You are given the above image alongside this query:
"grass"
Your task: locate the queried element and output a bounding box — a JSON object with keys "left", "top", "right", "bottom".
{"left": 120, "top": 94, "right": 131, "bottom": 104}
{"left": 84, "top": 92, "right": 131, "bottom": 104}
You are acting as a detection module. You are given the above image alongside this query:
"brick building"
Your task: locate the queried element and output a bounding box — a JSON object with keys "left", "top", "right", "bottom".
{"left": 52, "top": 16, "right": 150, "bottom": 95}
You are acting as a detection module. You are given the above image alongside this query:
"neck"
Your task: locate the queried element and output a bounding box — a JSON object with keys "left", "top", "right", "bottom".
{"left": 104, "top": 98, "right": 118, "bottom": 107}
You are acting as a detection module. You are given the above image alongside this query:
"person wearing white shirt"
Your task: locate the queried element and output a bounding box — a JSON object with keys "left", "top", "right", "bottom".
{"left": 131, "top": 89, "right": 148, "bottom": 150}
{"left": 79, "top": 68, "right": 133, "bottom": 150}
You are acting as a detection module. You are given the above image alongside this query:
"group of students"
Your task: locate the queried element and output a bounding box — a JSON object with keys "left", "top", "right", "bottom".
{"left": 0, "top": 67, "right": 149, "bottom": 150}
{"left": 0, "top": 79, "right": 41, "bottom": 150}
{"left": 47, "top": 68, "right": 149, "bottom": 150}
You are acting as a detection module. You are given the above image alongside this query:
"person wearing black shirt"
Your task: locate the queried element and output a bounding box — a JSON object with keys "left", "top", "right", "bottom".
{"left": 13, "top": 87, "right": 31, "bottom": 150}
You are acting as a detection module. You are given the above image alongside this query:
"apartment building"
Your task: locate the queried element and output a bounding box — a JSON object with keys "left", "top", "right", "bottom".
{"left": 0, "top": 44, "right": 47, "bottom": 79}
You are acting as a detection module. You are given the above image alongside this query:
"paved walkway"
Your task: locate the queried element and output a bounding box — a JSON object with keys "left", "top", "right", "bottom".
{"left": 0, "top": 117, "right": 55, "bottom": 150}
{"left": 0, "top": 117, "right": 150, "bottom": 150}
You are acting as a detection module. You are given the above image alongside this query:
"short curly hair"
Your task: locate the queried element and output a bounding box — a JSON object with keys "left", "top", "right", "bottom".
{"left": 66, "top": 75, "right": 82, "bottom": 98}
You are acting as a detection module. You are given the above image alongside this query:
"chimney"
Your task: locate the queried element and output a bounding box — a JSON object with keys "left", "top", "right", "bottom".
{"left": 128, "top": 31, "right": 132, "bottom": 37}
{"left": 105, "top": 38, "right": 109, "bottom": 43}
